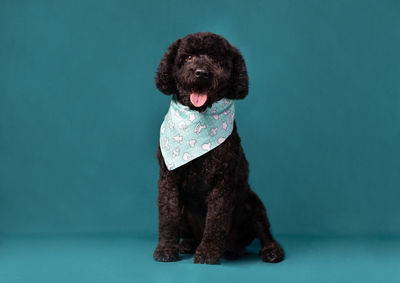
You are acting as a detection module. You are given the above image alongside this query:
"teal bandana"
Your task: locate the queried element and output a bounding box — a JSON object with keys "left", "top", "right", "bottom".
{"left": 160, "top": 97, "right": 235, "bottom": 170}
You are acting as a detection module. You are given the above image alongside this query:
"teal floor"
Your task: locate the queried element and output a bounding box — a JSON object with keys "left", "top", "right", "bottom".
{"left": 0, "top": 235, "right": 399, "bottom": 283}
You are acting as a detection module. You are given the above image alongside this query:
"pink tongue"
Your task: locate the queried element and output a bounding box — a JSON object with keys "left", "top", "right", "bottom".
{"left": 190, "top": 93, "right": 208, "bottom": 107}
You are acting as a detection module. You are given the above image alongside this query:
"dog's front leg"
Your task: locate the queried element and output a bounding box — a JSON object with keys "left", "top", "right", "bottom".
{"left": 153, "top": 171, "right": 181, "bottom": 262}
{"left": 194, "top": 185, "right": 233, "bottom": 264}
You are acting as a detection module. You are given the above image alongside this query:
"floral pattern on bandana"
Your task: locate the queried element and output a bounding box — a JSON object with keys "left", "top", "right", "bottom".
{"left": 160, "top": 96, "right": 235, "bottom": 170}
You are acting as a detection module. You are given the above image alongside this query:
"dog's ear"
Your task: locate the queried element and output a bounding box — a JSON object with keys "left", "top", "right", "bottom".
{"left": 155, "top": 39, "right": 181, "bottom": 95}
{"left": 226, "top": 46, "right": 249, "bottom": 100}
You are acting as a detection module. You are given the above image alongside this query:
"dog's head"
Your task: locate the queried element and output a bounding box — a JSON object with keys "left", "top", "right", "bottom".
{"left": 155, "top": 32, "right": 248, "bottom": 111}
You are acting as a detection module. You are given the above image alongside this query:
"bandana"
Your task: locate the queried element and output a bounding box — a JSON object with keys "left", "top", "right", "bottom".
{"left": 160, "top": 96, "right": 235, "bottom": 170}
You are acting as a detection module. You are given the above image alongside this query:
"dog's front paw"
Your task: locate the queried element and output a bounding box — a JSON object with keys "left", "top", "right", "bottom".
{"left": 193, "top": 244, "right": 221, "bottom": 264}
{"left": 259, "top": 241, "right": 284, "bottom": 263}
{"left": 153, "top": 244, "right": 179, "bottom": 262}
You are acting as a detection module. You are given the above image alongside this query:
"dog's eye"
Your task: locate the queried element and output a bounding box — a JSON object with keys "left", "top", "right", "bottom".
{"left": 185, "top": 56, "right": 193, "bottom": 62}
{"left": 212, "top": 58, "right": 222, "bottom": 66}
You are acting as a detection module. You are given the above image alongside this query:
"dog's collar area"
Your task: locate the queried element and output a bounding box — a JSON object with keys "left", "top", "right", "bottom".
{"left": 170, "top": 95, "right": 230, "bottom": 114}
{"left": 160, "top": 97, "right": 235, "bottom": 170}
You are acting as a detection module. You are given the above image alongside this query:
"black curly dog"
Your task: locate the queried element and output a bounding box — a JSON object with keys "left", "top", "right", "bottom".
{"left": 154, "top": 32, "right": 284, "bottom": 264}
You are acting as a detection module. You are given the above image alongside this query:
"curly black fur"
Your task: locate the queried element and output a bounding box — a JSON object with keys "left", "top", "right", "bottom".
{"left": 154, "top": 32, "right": 284, "bottom": 264}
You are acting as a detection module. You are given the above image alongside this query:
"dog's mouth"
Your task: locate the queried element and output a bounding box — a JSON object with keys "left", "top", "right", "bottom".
{"left": 190, "top": 92, "right": 208, "bottom": 107}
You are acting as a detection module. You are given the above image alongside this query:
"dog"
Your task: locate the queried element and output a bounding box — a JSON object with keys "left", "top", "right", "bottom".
{"left": 154, "top": 32, "right": 284, "bottom": 264}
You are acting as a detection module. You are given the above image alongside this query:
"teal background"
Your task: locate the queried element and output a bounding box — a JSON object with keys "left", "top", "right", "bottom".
{"left": 1, "top": 0, "right": 399, "bottom": 237}
{"left": 0, "top": 0, "right": 400, "bottom": 282}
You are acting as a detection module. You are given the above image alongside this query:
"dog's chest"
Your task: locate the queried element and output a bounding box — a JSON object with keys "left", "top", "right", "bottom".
{"left": 176, "top": 129, "right": 238, "bottom": 200}
{"left": 181, "top": 161, "right": 214, "bottom": 195}
{"left": 178, "top": 152, "right": 220, "bottom": 207}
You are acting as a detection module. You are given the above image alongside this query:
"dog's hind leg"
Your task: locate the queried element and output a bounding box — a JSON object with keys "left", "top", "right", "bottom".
{"left": 246, "top": 190, "right": 285, "bottom": 263}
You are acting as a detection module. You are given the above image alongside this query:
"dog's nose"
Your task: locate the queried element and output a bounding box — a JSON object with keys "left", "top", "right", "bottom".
{"left": 195, "top": 69, "right": 209, "bottom": 79}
